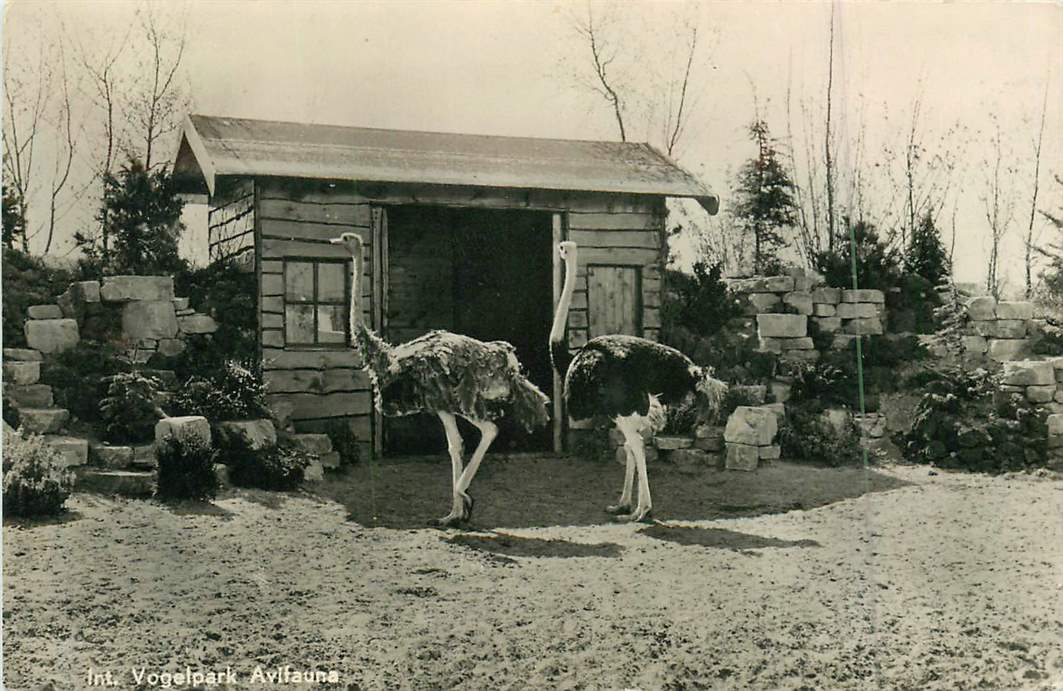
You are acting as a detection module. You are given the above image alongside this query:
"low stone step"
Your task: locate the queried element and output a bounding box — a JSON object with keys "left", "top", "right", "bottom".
{"left": 3, "top": 348, "right": 43, "bottom": 361}
{"left": 18, "top": 408, "right": 69, "bottom": 434}
{"left": 75, "top": 468, "right": 154, "bottom": 498}
{"left": 43, "top": 435, "right": 89, "bottom": 468}
{"left": 24, "top": 318, "right": 79, "bottom": 354}
{"left": 4, "top": 384, "right": 54, "bottom": 408}
{"left": 304, "top": 459, "right": 325, "bottom": 482}
{"left": 2, "top": 361, "right": 40, "bottom": 385}
{"left": 654, "top": 435, "right": 693, "bottom": 451}
{"left": 27, "top": 304, "right": 63, "bottom": 319}
{"left": 320, "top": 451, "right": 341, "bottom": 470}
{"left": 290, "top": 433, "right": 333, "bottom": 455}
{"left": 89, "top": 443, "right": 135, "bottom": 469}
{"left": 129, "top": 444, "right": 157, "bottom": 470}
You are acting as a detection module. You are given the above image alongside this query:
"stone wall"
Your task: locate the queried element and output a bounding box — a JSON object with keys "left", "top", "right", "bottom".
{"left": 998, "top": 359, "right": 1063, "bottom": 416}
{"left": 960, "top": 296, "right": 1051, "bottom": 363}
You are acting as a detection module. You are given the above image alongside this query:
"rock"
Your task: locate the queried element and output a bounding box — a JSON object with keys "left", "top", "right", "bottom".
{"left": 1026, "top": 385, "right": 1056, "bottom": 404}
{"left": 693, "top": 426, "right": 724, "bottom": 451}
{"left": 724, "top": 406, "right": 778, "bottom": 446}
{"left": 90, "top": 443, "right": 136, "bottom": 469}
{"left": 670, "top": 448, "right": 713, "bottom": 467}
{"left": 72, "top": 280, "right": 101, "bottom": 303}
{"left": 995, "top": 301, "right": 1034, "bottom": 320}
{"left": 27, "top": 304, "right": 63, "bottom": 319}
{"left": 759, "top": 444, "right": 781, "bottom": 460}
{"left": 758, "top": 338, "right": 783, "bottom": 354}
{"left": 4, "top": 384, "right": 54, "bottom": 408}
{"left": 823, "top": 408, "right": 852, "bottom": 434}
{"left": 781, "top": 349, "right": 820, "bottom": 363}
{"left": 24, "top": 318, "right": 79, "bottom": 354}
{"left": 217, "top": 419, "right": 277, "bottom": 451}
{"left": 3, "top": 361, "right": 40, "bottom": 385}
{"left": 991, "top": 320, "right": 1027, "bottom": 339}
{"left": 814, "top": 316, "right": 841, "bottom": 333}
{"left": 842, "top": 289, "right": 885, "bottom": 304}
{"left": 760, "top": 402, "right": 786, "bottom": 419}
{"left": 155, "top": 416, "right": 212, "bottom": 447}
{"left": 836, "top": 302, "right": 879, "bottom": 319}
{"left": 987, "top": 339, "right": 1030, "bottom": 362}
{"left": 177, "top": 314, "right": 218, "bottom": 335}
{"left": 779, "top": 337, "right": 815, "bottom": 351}
{"left": 812, "top": 287, "right": 842, "bottom": 304}
{"left": 320, "top": 451, "right": 342, "bottom": 469}
{"left": 1001, "top": 360, "right": 1054, "bottom": 386}
{"left": 3, "top": 348, "right": 43, "bottom": 361}
{"left": 654, "top": 435, "right": 693, "bottom": 451}
{"left": 1048, "top": 413, "right": 1063, "bottom": 436}
{"left": 122, "top": 300, "right": 179, "bottom": 340}
{"left": 748, "top": 292, "right": 781, "bottom": 313}
{"left": 727, "top": 275, "right": 794, "bottom": 294}
{"left": 43, "top": 435, "right": 89, "bottom": 468}
{"left": 18, "top": 408, "right": 69, "bottom": 434}
{"left": 962, "top": 335, "right": 988, "bottom": 354}
{"left": 813, "top": 303, "right": 837, "bottom": 317}
{"left": 270, "top": 401, "right": 296, "bottom": 433}
{"left": 783, "top": 291, "right": 813, "bottom": 315}
{"left": 770, "top": 381, "right": 791, "bottom": 404}
{"left": 172, "top": 297, "right": 191, "bottom": 311}
{"left": 844, "top": 318, "right": 884, "bottom": 336}
{"left": 725, "top": 443, "right": 759, "bottom": 471}
{"left": 75, "top": 468, "right": 154, "bottom": 498}
{"left": 130, "top": 444, "right": 157, "bottom": 469}
{"left": 100, "top": 275, "right": 174, "bottom": 302}
{"left": 757, "top": 314, "right": 807, "bottom": 338}
{"left": 157, "top": 338, "right": 187, "bottom": 357}
{"left": 303, "top": 459, "right": 325, "bottom": 482}
{"left": 855, "top": 414, "right": 886, "bottom": 438}
{"left": 965, "top": 296, "right": 997, "bottom": 321}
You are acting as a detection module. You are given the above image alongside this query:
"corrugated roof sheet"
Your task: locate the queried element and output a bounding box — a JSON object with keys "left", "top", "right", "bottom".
{"left": 174, "top": 114, "right": 717, "bottom": 212}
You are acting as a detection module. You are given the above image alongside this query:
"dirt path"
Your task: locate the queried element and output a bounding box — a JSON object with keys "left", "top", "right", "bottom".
{"left": 3, "top": 461, "right": 1062, "bottom": 690}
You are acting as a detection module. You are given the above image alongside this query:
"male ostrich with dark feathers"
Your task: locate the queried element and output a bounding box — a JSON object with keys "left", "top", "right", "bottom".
{"left": 331, "top": 232, "right": 550, "bottom": 527}
{"left": 551, "top": 241, "right": 723, "bottom": 522}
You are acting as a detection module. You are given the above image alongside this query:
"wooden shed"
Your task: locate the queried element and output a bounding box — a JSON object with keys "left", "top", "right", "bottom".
{"left": 173, "top": 114, "right": 718, "bottom": 457}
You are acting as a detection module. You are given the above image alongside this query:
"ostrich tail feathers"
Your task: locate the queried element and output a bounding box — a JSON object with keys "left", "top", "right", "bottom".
{"left": 693, "top": 367, "right": 730, "bottom": 426}
{"left": 510, "top": 375, "right": 551, "bottom": 433}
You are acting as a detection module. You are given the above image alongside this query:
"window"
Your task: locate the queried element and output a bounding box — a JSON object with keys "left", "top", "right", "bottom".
{"left": 284, "top": 258, "right": 350, "bottom": 346}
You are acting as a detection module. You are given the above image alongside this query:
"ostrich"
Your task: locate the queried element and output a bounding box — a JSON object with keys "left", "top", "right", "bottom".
{"left": 550, "top": 240, "right": 723, "bottom": 522}
{"left": 331, "top": 232, "right": 550, "bottom": 527}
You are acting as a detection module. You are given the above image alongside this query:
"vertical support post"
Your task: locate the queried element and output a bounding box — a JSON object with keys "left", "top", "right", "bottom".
{"left": 552, "top": 212, "right": 564, "bottom": 454}
{"left": 370, "top": 206, "right": 388, "bottom": 459}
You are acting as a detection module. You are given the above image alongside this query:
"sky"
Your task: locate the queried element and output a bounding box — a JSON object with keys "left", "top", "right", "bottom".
{"left": 3, "top": 0, "right": 1062, "bottom": 291}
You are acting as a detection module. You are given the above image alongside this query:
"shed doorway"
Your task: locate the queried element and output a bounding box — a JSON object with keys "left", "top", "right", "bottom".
{"left": 382, "top": 205, "right": 554, "bottom": 455}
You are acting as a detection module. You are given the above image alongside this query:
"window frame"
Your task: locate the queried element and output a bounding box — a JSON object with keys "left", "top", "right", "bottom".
{"left": 282, "top": 257, "right": 351, "bottom": 349}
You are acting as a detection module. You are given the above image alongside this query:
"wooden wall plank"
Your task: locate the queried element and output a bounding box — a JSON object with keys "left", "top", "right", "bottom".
{"left": 567, "top": 212, "right": 661, "bottom": 231}
{"left": 263, "top": 368, "right": 371, "bottom": 394}
{"left": 570, "top": 229, "right": 659, "bottom": 249}
{"left": 258, "top": 198, "right": 372, "bottom": 226}
{"left": 260, "top": 220, "right": 372, "bottom": 244}
{"left": 261, "top": 238, "right": 368, "bottom": 260}
{"left": 262, "top": 348, "right": 362, "bottom": 370}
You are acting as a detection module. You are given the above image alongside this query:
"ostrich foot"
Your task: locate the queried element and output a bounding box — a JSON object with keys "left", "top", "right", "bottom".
{"left": 460, "top": 492, "right": 474, "bottom": 520}
{"left": 430, "top": 493, "right": 471, "bottom": 528}
{"left": 616, "top": 506, "right": 653, "bottom": 523}
{"left": 604, "top": 502, "right": 632, "bottom": 515}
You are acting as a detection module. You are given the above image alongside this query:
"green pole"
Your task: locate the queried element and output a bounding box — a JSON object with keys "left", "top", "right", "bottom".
{"left": 846, "top": 222, "right": 870, "bottom": 468}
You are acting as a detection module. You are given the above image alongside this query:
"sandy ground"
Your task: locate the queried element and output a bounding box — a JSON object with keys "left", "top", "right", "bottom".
{"left": 3, "top": 458, "right": 1063, "bottom": 691}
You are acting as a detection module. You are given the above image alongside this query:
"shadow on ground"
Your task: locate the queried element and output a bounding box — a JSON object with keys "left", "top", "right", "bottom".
{"left": 448, "top": 531, "right": 624, "bottom": 563}
{"left": 640, "top": 524, "right": 821, "bottom": 551}
{"left": 313, "top": 455, "right": 910, "bottom": 530}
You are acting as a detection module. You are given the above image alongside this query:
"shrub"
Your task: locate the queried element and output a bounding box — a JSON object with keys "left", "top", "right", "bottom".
{"left": 324, "top": 419, "right": 361, "bottom": 467}
{"left": 40, "top": 341, "right": 130, "bottom": 424}
{"left": 100, "top": 372, "right": 165, "bottom": 443}
{"left": 155, "top": 436, "right": 219, "bottom": 501}
{"left": 2, "top": 432, "right": 75, "bottom": 517}
{"left": 904, "top": 212, "right": 952, "bottom": 288}
{"left": 778, "top": 406, "right": 864, "bottom": 467}
{"left": 661, "top": 261, "right": 742, "bottom": 338}
{"left": 813, "top": 219, "right": 902, "bottom": 291}
{"left": 1030, "top": 318, "right": 1063, "bottom": 356}
{"left": 168, "top": 361, "right": 268, "bottom": 421}
{"left": 224, "top": 436, "right": 311, "bottom": 491}
{"left": 2, "top": 248, "right": 73, "bottom": 348}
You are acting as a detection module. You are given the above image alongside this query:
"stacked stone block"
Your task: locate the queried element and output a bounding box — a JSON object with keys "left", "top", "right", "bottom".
{"left": 960, "top": 296, "right": 1049, "bottom": 363}
{"left": 998, "top": 359, "right": 1063, "bottom": 416}
{"left": 723, "top": 405, "right": 781, "bottom": 471}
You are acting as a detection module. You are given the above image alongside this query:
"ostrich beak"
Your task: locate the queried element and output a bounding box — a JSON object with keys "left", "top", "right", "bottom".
{"left": 329, "top": 237, "right": 343, "bottom": 245}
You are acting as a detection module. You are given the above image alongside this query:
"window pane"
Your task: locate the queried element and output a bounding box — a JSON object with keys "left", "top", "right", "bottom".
{"left": 317, "top": 305, "right": 347, "bottom": 344}
{"left": 285, "top": 304, "right": 315, "bottom": 344}
{"left": 285, "top": 261, "right": 314, "bottom": 302}
{"left": 318, "top": 262, "right": 347, "bottom": 302}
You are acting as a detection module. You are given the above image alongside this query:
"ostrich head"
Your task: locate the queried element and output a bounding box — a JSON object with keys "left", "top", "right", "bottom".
{"left": 330, "top": 232, "right": 363, "bottom": 255}
{"left": 558, "top": 240, "right": 578, "bottom": 262}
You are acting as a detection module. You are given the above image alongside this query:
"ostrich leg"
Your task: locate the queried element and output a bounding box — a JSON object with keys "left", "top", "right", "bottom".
{"left": 605, "top": 438, "right": 636, "bottom": 515}
{"left": 452, "top": 419, "right": 499, "bottom": 521}
{"left": 615, "top": 414, "right": 653, "bottom": 523}
{"left": 434, "top": 411, "right": 466, "bottom": 526}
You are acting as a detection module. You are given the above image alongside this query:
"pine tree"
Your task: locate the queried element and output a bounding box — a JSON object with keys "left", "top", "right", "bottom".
{"left": 1036, "top": 175, "right": 1063, "bottom": 308}
{"left": 2, "top": 183, "right": 26, "bottom": 251}
{"left": 732, "top": 120, "right": 797, "bottom": 274}
{"left": 904, "top": 212, "right": 952, "bottom": 287}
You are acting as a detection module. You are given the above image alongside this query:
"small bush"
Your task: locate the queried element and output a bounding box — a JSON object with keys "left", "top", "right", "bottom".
{"left": 2, "top": 248, "right": 73, "bottom": 348}
{"left": 40, "top": 341, "right": 130, "bottom": 424}
{"left": 661, "top": 261, "right": 743, "bottom": 337}
{"left": 2, "top": 432, "right": 75, "bottom": 517}
{"left": 100, "top": 372, "right": 164, "bottom": 443}
{"left": 778, "top": 406, "right": 864, "bottom": 467}
{"left": 171, "top": 260, "right": 258, "bottom": 379}
{"left": 813, "top": 219, "right": 903, "bottom": 291}
{"left": 224, "top": 436, "right": 310, "bottom": 490}
{"left": 324, "top": 419, "right": 361, "bottom": 467}
{"left": 168, "top": 361, "right": 268, "bottom": 421}
{"left": 155, "top": 436, "right": 218, "bottom": 501}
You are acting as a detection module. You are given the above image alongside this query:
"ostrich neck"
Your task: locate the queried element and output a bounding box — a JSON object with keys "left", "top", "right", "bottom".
{"left": 550, "top": 254, "right": 577, "bottom": 345}
{"left": 348, "top": 245, "right": 363, "bottom": 334}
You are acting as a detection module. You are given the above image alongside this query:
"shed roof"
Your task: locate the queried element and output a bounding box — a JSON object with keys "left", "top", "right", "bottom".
{"left": 173, "top": 114, "right": 718, "bottom": 213}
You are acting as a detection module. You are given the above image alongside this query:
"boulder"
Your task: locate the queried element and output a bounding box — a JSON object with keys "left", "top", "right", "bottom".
{"left": 987, "top": 339, "right": 1030, "bottom": 362}
{"left": 1056, "top": 389, "right": 1063, "bottom": 404}
{"left": 725, "top": 443, "right": 759, "bottom": 471}
{"left": 3, "top": 348, "right": 42, "bottom": 361}
{"left": 836, "top": 302, "right": 879, "bottom": 320}
{"left": 779, "top": 337, "right": 815, "bottom": 351}
{"left": 843, "top": 318, "right": 884, "bottom": 336}
{"left": 842, "top": 289, "right": 885, "bottom": 304}
{"left": 24, "top": 318, "right": 79, "bottom": 354}
{"left": 214, "top": 463, "right": 232, "bottom": 488}
{"left": 855, "top": 414, "right": 886, "bottom": 438}
{"left": 759, "top": 444, "right": 781, "bottom": 460}
{"left": 965, "top": 296, "right": 997, "bottom": 321}
{"left": 72, "top": 280, "right": 101, "bottom": 303}
{"left": 823, "top": 408, "right": 853, "bottom": 434}
{"left": 130, "top": 444, "right": 157, "bottom": 470}
{"left": 995, "top": 301, "right": 1034, "bottom": 321}
{"left": 100, "top": 275, "right": 175, "bottom": 302}
{"left": 172, "top": 297, "right": 191, "bottom": 311}
{"left": 1001, "top": 360, "right": 1054, "bottom": 387}
{"left": 43, "top": 436, "right": 89, "bottom": 468}
{"left": 724, "top": 406, "right": 778, "bottom": 446}
{"left": 670, "top": 448, "right": 714, "bottom": 467}
{"left": 814, "top": 316, "right": 842, "bottom": 333}
{"left": 813, "top": 303, "right": 837, "bottom": 317}
{"left": 27, "top": 304, "right": 63, "bottom": 320}
{"left": 3, "top": 361, "right": 40, "bottom": 386}
{"left": 655, "top": 435, "right": 693, "bottom": 451}
{"left": 1048, "top": 414, "right": 1063, "bottom": 438}
{"left": 1026, "top": 385, "right": 1056, "bottom": 404}
{"left": 155, "top": 416, "right": 211, "bottom": 447}
{"left": 693, "top": 425, "right": 724, "bottom": 451}
{"left": 90, "top": 443, "right": 136, "bottom": 469}
{"left": 770, "top": 381, "right": 791, "bottom": 404}
{"left": 727, "top": 275, "right": 794, "bottom": 294}
{"left": 990, "top": 320, "right": 1027, "bottom": 339}
{"left": 18, "top": 408, "right": 68, "bottom": 434}
{"left": 757, "top": 314, "right": 807, "bottom": 338}
{"left": 758, "top": 338, "right": 784, "bottom": 354}
{"left": 4, "top": 384, "right": 54, "bottom": 408}
{"left": 303, "top": 459, "right": 326, "bottom": 482}
{"left": 320, "top": 451, "right": 342, "bottom": 470}
{"left": 747, "top": 293, "right": 781, "bottom": 313}
{"left": 962, "top": 335, "right": 988, "bottom": 354}
{"left": 177, "top": 314, "right": 218, "bottom": 335}
{"left": 783, "top": 291, "right": 814, "bottom": 315}
{"left": 122, "top": 300, "right": 179, "bottom": 340}
{"left": 157, "top": 338, "right": 187, "bottom": 357}
{"left": 217, "top": 419, "right": 277, "bottom": 451}
{"left": 812, "top": 287, "right": 842, "bottom": 305}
